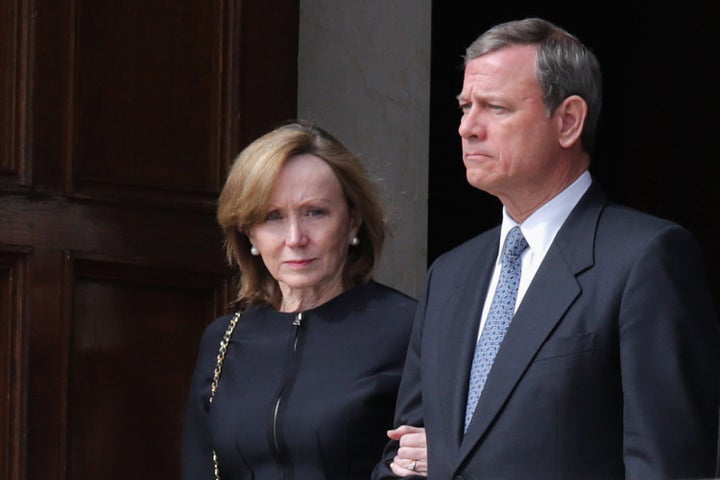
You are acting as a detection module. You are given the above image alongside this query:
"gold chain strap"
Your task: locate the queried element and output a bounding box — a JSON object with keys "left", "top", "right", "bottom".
{"left": 209, "top": 311, "right": 241, "bottom": 480}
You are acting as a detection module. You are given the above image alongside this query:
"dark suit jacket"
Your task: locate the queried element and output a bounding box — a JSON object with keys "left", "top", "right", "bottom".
{"left": 374, "top": 182, "right": 720, "bottom": 479}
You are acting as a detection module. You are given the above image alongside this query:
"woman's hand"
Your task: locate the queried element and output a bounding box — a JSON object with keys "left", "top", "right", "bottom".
{"left": 387, "top": 425, "right": 427, "bottom": 477}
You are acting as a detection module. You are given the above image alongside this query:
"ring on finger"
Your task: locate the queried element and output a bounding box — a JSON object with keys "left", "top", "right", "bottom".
{"left": 408, "top": 460, "right": 417, "bottom": 471}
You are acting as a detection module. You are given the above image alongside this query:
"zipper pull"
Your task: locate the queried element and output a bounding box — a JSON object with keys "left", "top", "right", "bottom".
{"left": 292, "top": 312, "right": 304, "bottom": 326}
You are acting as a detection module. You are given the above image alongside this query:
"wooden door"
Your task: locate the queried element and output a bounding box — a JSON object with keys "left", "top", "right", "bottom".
{"left": 0, "top": 1, "right": 298, "bottom": 478}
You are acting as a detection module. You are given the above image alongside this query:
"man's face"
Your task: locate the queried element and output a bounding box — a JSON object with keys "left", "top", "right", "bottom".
{"left": 457, "top": 45, "right": 562, "bottom": 204}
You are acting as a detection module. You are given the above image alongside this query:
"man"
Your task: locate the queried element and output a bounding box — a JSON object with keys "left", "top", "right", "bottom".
{"left": 373, "top": 17, "right": 720, "bottom": 479}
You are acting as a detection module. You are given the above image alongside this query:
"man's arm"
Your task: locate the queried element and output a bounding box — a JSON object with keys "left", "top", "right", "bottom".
{"left": 619, "top": 224, "right": 720, "bottom": 478}
{"left": 372, "top": 270, "right": 431, "bottom": 480}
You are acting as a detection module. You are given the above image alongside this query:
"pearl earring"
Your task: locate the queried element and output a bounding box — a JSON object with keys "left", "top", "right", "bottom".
{"left": 250, "top": 245, "right": 260, "bottom": 256}
{"left": 350, "top": 236, "right": 360, "bottom": 246}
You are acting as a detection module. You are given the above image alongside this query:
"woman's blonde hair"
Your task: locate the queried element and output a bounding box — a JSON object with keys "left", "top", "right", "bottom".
{"left": 217, "top": 121, "right": 386, "bottom": 310}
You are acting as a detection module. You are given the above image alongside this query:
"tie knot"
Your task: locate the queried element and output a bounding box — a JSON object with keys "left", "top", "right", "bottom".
{"left": 503, "top": 226, "right": 528, "bottom": 260}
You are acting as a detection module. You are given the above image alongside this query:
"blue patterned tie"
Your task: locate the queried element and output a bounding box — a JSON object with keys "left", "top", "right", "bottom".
{"left": 464, "top": 226, "right": 528, "bottom": 432}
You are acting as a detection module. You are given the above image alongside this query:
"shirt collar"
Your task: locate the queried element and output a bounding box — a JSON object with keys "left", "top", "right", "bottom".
{"left": 497, "top": 171, "right": 592, "bottom": 263}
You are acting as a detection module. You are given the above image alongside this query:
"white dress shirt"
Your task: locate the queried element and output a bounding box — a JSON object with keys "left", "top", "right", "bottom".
{"left": 475, "top": 171, "right": 592, "bottom": 341}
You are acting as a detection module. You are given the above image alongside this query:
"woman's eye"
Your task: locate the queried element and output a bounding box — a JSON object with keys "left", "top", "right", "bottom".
{"left": 265, "top": 211, "right": 281, "bottom": 221}
{"left": 307, "top": 208, "right": 326, "bottom": 217}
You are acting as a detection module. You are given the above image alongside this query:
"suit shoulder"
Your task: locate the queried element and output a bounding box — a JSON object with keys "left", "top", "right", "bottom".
{"left": 429, "top": 227, "right": 499, "bottom": 274}
{"left": 602, "top": 202, "right": 675, "bottom": 227}
{"left": 599, "top": 202, "right": 697, "bottom": 243}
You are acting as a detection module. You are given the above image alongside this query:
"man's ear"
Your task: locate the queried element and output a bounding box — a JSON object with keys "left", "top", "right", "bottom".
{"left": 556, "top": 95, "right": 588, "bottom": 149}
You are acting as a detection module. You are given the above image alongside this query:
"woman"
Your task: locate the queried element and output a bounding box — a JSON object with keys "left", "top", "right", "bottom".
{"left": 182, "top": 121, "right": 419, "bottom": 479}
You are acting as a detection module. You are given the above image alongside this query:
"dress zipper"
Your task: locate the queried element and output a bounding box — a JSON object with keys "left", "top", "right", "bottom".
{"left": 270, "top": 311, "right": 305, "bottom": 477}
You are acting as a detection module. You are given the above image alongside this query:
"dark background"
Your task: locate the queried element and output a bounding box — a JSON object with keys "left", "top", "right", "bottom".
{"left": 428, "top": 2, "right": 720, "bottom": 309}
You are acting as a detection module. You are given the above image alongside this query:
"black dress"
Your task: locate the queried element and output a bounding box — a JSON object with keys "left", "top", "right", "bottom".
{"left": 182, "top": 281, "right": 417, "bottom": 479}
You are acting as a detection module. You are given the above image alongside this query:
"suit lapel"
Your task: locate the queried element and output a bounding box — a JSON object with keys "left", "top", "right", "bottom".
{"left": 457, "top": 182, "right": 607, "bottom": 463}
{"left": 436, "top": 232, "right": 500, "bottom": 451}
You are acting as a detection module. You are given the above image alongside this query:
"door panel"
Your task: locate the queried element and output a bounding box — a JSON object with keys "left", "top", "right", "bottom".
{"left": 73, "top": 1, "right": 225, "bottom": 206}
{"left": 0, "top": 248, "right": 28, "bottom": 480}
{"left": 67, "top": 256, "right": 226, "bottom": 478}
{"left": 0, "top": 0, "right": 29, "bottom": 186}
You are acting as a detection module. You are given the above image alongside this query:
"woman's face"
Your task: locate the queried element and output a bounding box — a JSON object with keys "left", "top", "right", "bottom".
{"left": 248, "top": 154, "right": 360, "bottom": 311}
